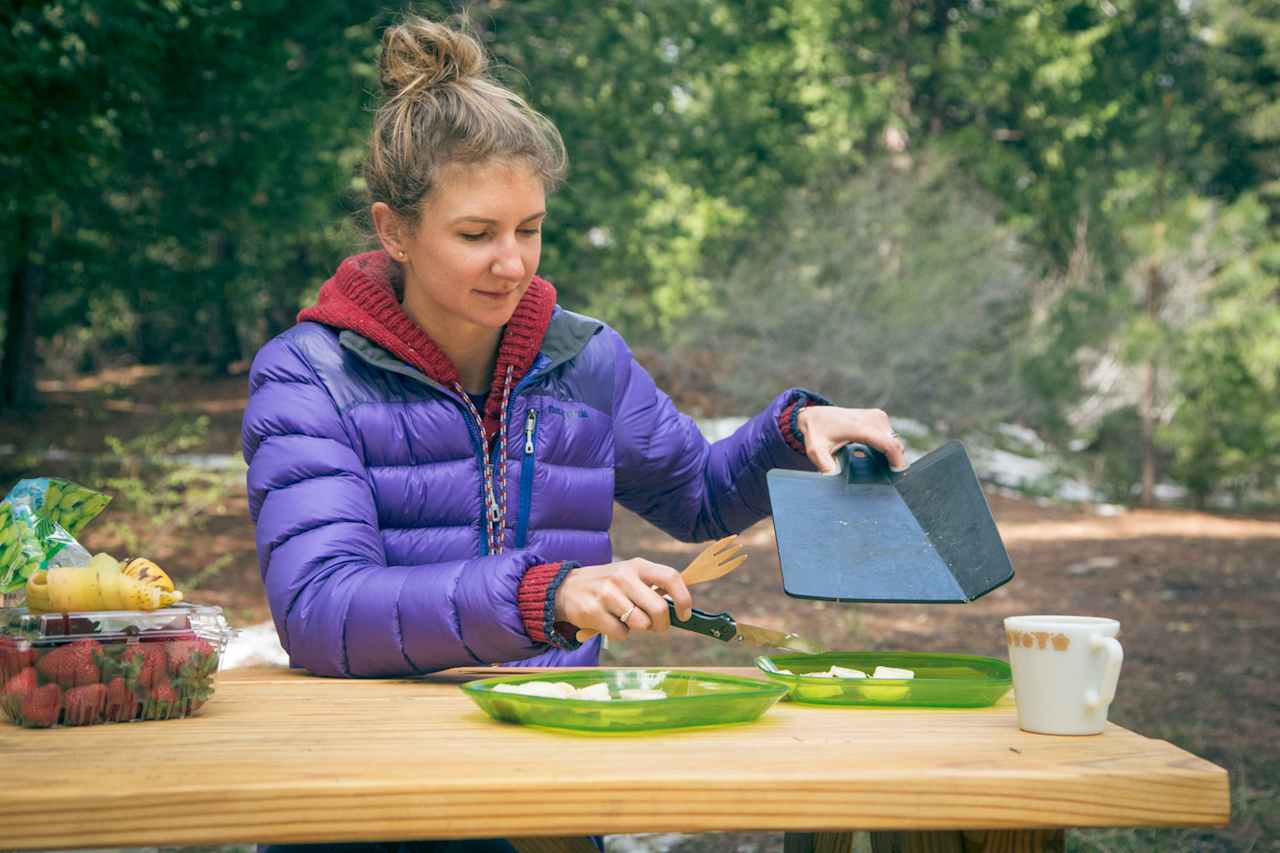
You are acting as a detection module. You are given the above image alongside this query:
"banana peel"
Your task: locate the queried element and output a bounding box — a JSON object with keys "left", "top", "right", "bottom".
{"left": 25, "top": 553, "right": 184, "bottom": 613}
{"left": 121, "top": 556, "right": 176, "bottom": 592}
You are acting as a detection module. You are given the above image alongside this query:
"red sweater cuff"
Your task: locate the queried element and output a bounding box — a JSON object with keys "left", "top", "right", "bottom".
{"left": 779, "top": 400, "right": 809, "bottom": 453}
{"left": 518, "top": 562, "right": 565, "bottom": 643}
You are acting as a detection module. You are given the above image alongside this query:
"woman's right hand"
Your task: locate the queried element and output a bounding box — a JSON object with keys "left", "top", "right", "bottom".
{"left": 554, "top": 559, "right": 694, "bottom": 642}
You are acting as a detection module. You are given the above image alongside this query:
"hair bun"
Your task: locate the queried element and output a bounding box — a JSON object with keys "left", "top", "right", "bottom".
{"left": 379, "top": 15, "right": 487, "bottom": 100}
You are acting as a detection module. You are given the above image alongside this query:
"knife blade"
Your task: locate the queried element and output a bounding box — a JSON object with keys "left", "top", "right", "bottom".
{"left": 666, "top": 601, "right": 826, "bottom": 655}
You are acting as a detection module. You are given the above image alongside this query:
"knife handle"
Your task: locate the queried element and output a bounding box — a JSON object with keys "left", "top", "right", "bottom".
{"left": 667, "top": 600, "right": 739, "bottom": 643}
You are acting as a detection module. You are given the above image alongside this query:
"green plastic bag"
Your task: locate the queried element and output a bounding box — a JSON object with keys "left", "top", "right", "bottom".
{"left": 0, "top": 478, "right": 111, "bottom": 594}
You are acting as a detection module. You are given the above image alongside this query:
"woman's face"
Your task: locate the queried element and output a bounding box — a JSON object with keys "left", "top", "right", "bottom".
{"left": 392, "top": 159, "right": 546, "bottom": 331}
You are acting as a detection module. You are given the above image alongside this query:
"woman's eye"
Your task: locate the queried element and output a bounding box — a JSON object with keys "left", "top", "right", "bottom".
{"left": 460, "top": 232, "right": 488, "bottom": 241}
{"left": 519, "top": 228, "right": 541, "bottom": 237}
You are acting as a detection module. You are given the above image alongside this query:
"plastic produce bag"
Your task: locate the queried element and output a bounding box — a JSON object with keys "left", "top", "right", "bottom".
{"left": 0, "top": 479, "right": 111, "bottom": 595}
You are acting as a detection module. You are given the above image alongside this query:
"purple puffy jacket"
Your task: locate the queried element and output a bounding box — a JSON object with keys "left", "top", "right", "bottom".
{"left": 242, "top": 286, "right": 816, "bottom": 677}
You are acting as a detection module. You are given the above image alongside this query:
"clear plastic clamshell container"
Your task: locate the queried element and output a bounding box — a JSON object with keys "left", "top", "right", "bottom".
{"left": 0, "top": 603, "right": 233, "bottom": 728}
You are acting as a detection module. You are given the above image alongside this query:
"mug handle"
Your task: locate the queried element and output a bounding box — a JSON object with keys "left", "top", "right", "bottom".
{"left": 1084, "top": 634, "right": 1124, "bottom": 709}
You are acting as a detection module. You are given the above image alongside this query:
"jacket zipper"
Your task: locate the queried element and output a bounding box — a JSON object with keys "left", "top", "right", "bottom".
{"left": 515, "top": 408, "right": 539, "bottom": 547}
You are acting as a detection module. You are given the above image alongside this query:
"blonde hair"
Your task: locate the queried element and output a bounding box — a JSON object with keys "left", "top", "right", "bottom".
{"left": 364, "top": 14, "right": 567, "bottom": 225}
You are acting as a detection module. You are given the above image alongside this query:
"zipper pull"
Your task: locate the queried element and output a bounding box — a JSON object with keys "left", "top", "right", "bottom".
{"left": 524, "top": 409, "right": 538, "bottom": 455}
{"left": 487, "top": 496, "right": 501, "bottom": 523}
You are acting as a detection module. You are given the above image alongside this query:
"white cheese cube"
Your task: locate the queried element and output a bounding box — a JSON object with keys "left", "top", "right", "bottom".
{"left": 493, "top": 681, "right": 559, "bottom": 698}
{"left": 828, "top": 665, "right": 868, "bottom": 679}
{"left": 492, "top": 683, "right": 524, "bottom": 694}
{"left": 871, "top": 666, "right": 915, "bottom": 680}
{"left": 575, "top": 682, "right": 613, "bottom": 701}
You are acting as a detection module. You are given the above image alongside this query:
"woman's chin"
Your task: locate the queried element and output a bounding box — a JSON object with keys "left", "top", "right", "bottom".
{"left": 463, "top": 306, "right": 518, "bottom": 330}
{"left": 468, "top": 293, "right": 522, "bottom": 326}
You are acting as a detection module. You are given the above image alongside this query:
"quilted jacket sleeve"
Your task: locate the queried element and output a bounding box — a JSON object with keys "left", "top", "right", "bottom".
{"left": 610, "top": 329, "right": 823, "bottom": 541}
{"left": 242, "top": 333, "right": 549, "bottom": 678}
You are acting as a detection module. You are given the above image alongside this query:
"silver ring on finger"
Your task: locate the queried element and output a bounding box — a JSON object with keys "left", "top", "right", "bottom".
{"left": 619, "top": 603, "right": 637, "bottom": 623}
{"left": 889, "top": 429, "right": 899, "bottom": 438}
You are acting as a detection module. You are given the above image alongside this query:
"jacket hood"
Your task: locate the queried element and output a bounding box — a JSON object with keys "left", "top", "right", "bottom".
{"left": 297, "top": 250, "right": 557, "bottom": 437}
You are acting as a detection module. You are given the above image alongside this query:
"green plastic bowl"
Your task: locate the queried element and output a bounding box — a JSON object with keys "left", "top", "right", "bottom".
{"left": 755, "top": 651, "right": 1012, "bottom": 707}
{"left": 461, "top": 668, "right": 788, "bottom": 733}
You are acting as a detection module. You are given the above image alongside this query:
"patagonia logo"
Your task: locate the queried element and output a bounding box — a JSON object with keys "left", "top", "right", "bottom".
{"left": 546, "top": 405, "right": 591, "bottom": 419}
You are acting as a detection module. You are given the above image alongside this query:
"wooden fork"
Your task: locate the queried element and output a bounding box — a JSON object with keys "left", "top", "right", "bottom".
{"left": 575, "top": 534, "right": 747, "bottom": 642}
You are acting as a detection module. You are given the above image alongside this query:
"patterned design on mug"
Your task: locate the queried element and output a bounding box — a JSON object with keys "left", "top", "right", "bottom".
{"left": 1006, "top": 629, "right": 1070, "bottom": 651}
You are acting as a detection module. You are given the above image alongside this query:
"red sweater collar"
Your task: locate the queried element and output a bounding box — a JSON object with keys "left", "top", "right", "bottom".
{"left": 297, "top": 250, "right": 556, "bottom": 438}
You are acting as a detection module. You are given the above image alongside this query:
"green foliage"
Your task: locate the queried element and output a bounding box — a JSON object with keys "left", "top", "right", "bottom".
{"left": 695, "top": 156, "right": 1036, "bottom": 432}
{"left": 1161, "top": 195, "right": 1280, "bottom": 506}
{"left": 90, "top": 415, "right": 243, "bottom": 555}
{"left": 2, "top": 0, "right": 1277, "bottom": 503}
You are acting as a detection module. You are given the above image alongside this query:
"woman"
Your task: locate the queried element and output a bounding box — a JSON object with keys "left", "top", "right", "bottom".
{"left": 242, "top": 14, "right": 906, "bottom": 682}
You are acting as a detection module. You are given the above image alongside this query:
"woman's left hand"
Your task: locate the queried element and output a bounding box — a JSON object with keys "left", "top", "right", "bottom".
{"left": 796, "top": 405, "right": 908, "bottom": 474}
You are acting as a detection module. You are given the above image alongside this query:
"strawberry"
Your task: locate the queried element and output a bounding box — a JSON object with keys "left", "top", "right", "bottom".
{"left": 1, "top": 667, "right": 38, "bottom": 723}
{"left": 36, "top": 639, "right": 101, "bottom": 689}
{"left": 3, "top": 666, "right": 37, "bottom": 698}
{"left": 168, "top": 638, "right": 219, "bottom": 712}
{"left": 166, "top": 638, "right": 215, "bottom": 670}
{"left": 20, "top": 683, "right": 62, "bottom": 728}
{"left": 63, "top": 683, "right": 107, "bottom": 726}
{"left": 104, "top": 676, "right": 141, "bottom": 723}
{"left": 120, "top": 644, "right": 168, "bottom": 690}
{"left": 142, "top": 681, "right": 182, "bottom": 720}
{"left": 0, "top": 637, "right": 35, "bottom": 681}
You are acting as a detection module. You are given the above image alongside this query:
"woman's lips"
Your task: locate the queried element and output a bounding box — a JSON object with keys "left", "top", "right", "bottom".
{"left": 474, "top": 289, "right": 516, "bottom": 301}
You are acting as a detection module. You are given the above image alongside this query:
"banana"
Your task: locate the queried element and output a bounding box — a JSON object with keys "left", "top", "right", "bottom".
{"left": 25, "top": 553, "right": 184, "bottom": 613}
{"left": 120, "top": 557, "right": 176, "bottom": 591}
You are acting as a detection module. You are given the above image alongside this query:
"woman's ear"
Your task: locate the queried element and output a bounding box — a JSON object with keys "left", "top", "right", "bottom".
{"left": 371, "top": 202, "right": 409, "bottom": 262}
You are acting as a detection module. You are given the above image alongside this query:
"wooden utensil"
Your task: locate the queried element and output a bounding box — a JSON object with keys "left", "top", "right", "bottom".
{"left": 575, "top": 535, "right": 747, "bottom": 643}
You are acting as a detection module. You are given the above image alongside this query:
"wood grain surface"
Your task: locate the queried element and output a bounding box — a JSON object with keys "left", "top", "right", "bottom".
{"left": 0, "top": 666, "right": 1228, "bottom": 850}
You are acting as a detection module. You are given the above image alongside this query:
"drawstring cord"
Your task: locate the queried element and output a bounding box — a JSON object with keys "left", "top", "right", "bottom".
{"left": 455, "top": 364, "right": 515, "bottom": 555}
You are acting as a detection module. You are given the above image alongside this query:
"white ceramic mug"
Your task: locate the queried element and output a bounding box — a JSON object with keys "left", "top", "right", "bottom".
{"left": 1004, "top": 615, "right": 1124, "bottom": 735}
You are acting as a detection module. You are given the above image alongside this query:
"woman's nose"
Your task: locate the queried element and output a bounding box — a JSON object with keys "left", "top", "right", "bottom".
{"left": 491, "top": 241, "right": 525, "bottom": 279}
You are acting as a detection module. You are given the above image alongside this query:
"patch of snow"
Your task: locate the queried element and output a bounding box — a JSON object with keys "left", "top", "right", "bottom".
{"left": 997, "top": 423, "right": 1046, "bottom": 454}
{"left": 221, "top": 620, "right": 289, "bottom": 669}
{"left": 1153, "top": 483, "right": 1189, "bottom": 502}
{"left": 696, "top": 417, "right": 749, "bottom": 442}
{"left": 889, "top": 416, "right": 929, "bottom": 438}
{"left": 968, "top": 445, "right": 1099, "bottom": 503}
{"left": 0, "top": 445, "right": 244, "bottom": 472}
{"left": 604, "top": 835, "right": 702, "bottom": 853}
{"left": 171, "top": 453, "right": 247, "bottom": 471}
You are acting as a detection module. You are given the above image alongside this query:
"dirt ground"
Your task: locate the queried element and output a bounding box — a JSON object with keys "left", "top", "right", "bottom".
{"left": 2, "top": 367, "right": 1276, "bottom": 852}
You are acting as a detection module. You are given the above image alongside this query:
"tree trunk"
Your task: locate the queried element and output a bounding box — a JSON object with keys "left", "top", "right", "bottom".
{"left": 264, "top": 245, "right": 310, "bottom": 339}
{"left": 1140, "top": 263, "right": 1165, "bottom": 507}
{"left": 208, "top": 232, "right": 242, "bottom": 374}
{"left": 0, "top": 214, "right": 45, "bottom": 409}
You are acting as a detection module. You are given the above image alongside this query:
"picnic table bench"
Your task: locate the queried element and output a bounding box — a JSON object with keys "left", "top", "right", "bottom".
{"left": 0, "top": 665, "right": 1229, "bottom": 852}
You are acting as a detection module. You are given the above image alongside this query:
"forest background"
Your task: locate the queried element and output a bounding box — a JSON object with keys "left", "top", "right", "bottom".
{"left": 3, "top": 0, "right": 1277, "bottom": 506}
{"left": 1, "top": 1, "right": 1278, "bottom": 851}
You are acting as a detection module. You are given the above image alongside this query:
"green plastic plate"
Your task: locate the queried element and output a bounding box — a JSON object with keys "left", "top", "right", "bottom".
{"left": 461, "top": 669, "right": 788, "bottom": 733}
{"left": 755, "top": 651, "right": 1012, "bottom": 707}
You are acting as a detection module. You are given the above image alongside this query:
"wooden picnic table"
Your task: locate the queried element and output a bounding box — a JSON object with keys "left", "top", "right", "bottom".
{"left": 0, "top": 665, "right": 1228, "bottom": 852}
